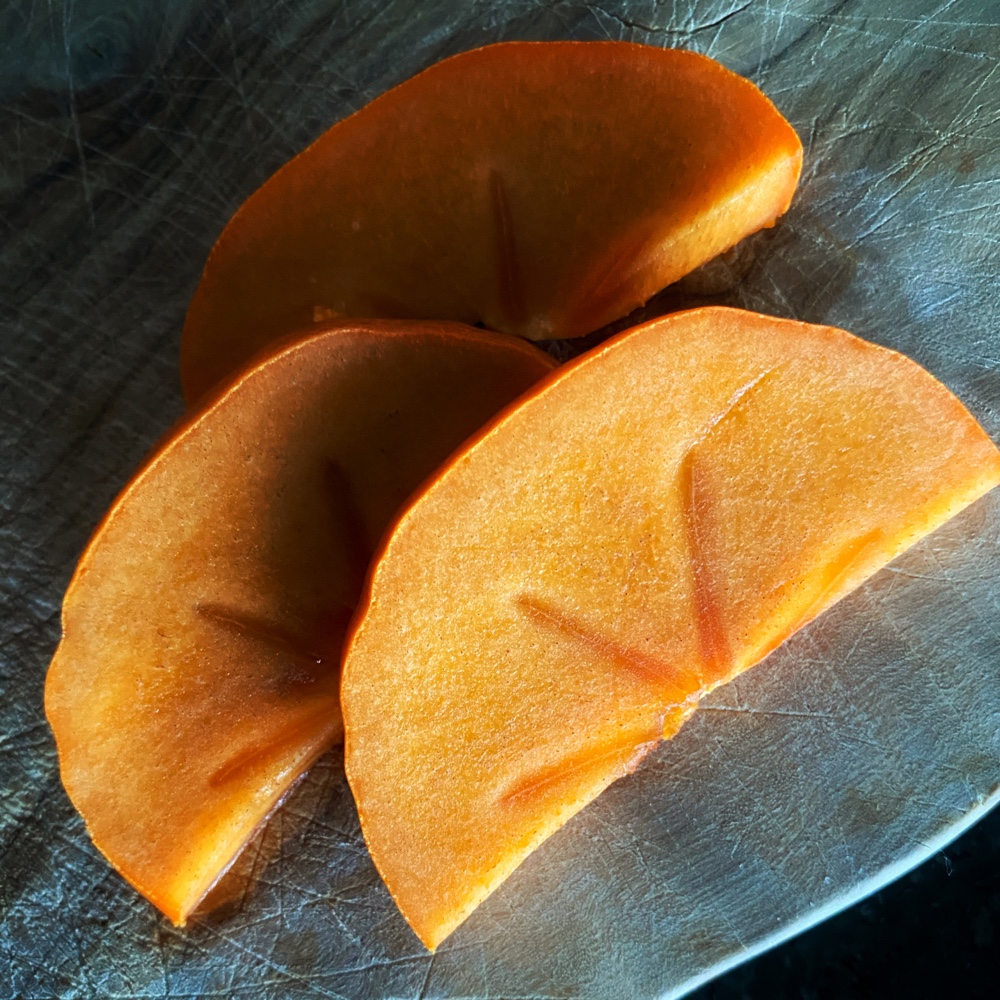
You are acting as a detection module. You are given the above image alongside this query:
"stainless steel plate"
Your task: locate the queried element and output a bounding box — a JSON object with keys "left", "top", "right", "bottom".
{"left": 2, "top": 1, "right": 998, "bottom": 997}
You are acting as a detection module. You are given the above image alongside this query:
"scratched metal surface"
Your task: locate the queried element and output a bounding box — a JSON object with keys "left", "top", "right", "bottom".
{"left": 2, "top": 1, "right": 999, "bottom": 997}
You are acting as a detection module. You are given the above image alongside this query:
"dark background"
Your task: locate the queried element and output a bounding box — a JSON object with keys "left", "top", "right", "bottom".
{"left": 694, "top": 819, "right": 1000, "bottom": 999}
{"left": 2, "top": 2, "right": 999, "bottom": 997}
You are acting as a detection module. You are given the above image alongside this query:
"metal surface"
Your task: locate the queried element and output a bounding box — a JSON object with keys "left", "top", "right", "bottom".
{"left": 2, "top": 1, "right": 999, "bottom": 997}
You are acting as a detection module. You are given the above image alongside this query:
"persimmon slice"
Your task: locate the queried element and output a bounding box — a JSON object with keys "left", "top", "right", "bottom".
{"left": 44, "top": 320, "right": 554, "bottom": 926}
{"left": 180, "top": 41, "right": 802, "bottom": 403}
{"left": 342, "top": 307, "right": 1000, "bottom": 949}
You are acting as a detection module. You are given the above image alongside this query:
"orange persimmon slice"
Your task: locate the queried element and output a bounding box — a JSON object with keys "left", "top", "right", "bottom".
{"left": 342, "top": 307, "right": 1000, "bottom": 949}
{"left": 45, "top": 320, "right": 554, "bottom": 926}
{"left": 180, "top": 41, "right": 802, "bottom": 403}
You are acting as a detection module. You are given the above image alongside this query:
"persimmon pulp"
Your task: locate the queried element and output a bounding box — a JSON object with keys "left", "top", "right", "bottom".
{"left": 342, "top": 307, "right": 1000, "bottom": 950}
{"left": 44, "top": 320, "right": 554, "bottom": 926}
{"left": 181, "top": 41, "right": 802, "bottom": 403}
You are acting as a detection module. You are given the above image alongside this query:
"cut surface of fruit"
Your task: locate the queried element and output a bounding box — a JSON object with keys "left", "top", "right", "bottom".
{"left": 44, "top": 320, "right": 554, "bottom": 926}
{"left": 342, "top": 307, "right": 1000, "bottom": 950}
{"left": 181, "top": 41, "right": 802, "bottom": 403}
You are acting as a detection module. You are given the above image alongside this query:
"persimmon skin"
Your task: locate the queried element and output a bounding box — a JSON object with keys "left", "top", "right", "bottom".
{"left": 341, "top": 307, "right": 1000, "bottom": 950}
{"left": 44, "top": 320, "right": 554, "bottom": 927}
{"left": 181, "top": 41, "right": 802, "bottom": 403}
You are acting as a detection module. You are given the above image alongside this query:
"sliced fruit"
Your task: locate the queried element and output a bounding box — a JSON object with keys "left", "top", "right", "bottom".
{"left": 45, "top": 320, "right": 554, "bottom": 926}
{"left": 342, "top": 307, "right": 1000, "bottom": 950}
{"left": 181, "top": 41, "right": 802, "bottom": 403}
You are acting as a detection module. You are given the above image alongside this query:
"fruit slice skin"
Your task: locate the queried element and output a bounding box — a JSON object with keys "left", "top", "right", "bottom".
{"left": 342, "top": 307, "right": 1000, "bottom": 950}
{"left": 180, "top": 41, "right": 802, "bottom": 403}
{"left": 44, "top": 320, "right": 554, "bottom": 927}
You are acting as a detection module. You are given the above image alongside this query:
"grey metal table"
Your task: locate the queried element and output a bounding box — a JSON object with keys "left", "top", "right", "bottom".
{"left": 2, "top": 2, "right": 999, "bottom": 997}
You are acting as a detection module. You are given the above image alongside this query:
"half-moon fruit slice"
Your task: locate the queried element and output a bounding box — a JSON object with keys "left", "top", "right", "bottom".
{"left": 45, "top": 320, "right": 554, "bottom": 926}
{"left": 180, "top": 41, "right": 802, "bottom": 403}
{"left": 342, "top": 307, "right": 1000, "bottom": 950}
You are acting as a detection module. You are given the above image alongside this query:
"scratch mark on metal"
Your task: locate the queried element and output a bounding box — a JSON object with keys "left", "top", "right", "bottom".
{"left": 699, "top": 705, "right": 836, "bottom": 721}
{"left": 61, "top": 0, "right": 94, "bottom": 225}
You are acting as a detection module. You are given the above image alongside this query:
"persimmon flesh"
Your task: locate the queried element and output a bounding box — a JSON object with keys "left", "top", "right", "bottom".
{"left": 342, "top": 307, "right": 1000, "bottom": 949}
{"left": 181, "top": 41, "right": 802, "bottom": 403}
{"left": 44, "top": 320, "right": 554, "bottom": 926}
